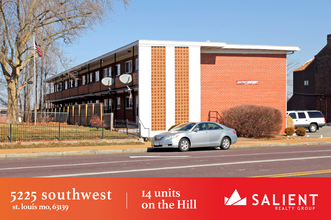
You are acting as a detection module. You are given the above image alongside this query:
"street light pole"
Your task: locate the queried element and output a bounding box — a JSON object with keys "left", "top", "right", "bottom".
{"left": 33, "top": 35, "right": 37, "bottom": 126}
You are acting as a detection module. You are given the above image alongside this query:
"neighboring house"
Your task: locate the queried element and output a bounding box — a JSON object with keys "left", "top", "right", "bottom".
{"left": 45, "top": 40, "right": 299, "bottom": 137}
{"left": 0, "top": 108, "right": 7, "bottom": 123}
{"left": 288, "top": 34, "right": 331, "bottom": 122}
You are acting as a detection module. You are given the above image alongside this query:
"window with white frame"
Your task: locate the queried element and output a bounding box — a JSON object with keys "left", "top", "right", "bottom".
{"left": 304, "top": 80, "right": 309, "bottom": 86}
{"left": 70, "top": 79, "right": 74, "bottom": 88}
{"left": 116, "top": 64, "right": 121, "bottom": 76}
{"left": 82, "top": 75, "right": 86, "bottom": 85}
{"left": 95, "top": 71, "right": 99, "bottom": 82}
{"left": 125, "top": 60, "right": 132, "bottom": 73}
{"left": 125, "top": 96, "right": 133, "bottom": 109}
{"left": 135, "top": 58, "right": 139, "bottom": 71}
{"left": 65, "top": 81, "right": 68, "bottom": 90}
{"left": 59, "top": 83, "right": 62, "bottom": 91}
{"left": 108, "top": 67, "right": 112, "bottom": 77}
{"left": 90, "top": 72, "right": 93, "bottom": 83}
{"left": 116, "top": 97, "right": 121, "bottom": 109}
{"left": 75, "top": 78, "right": 78, "bottom": 87}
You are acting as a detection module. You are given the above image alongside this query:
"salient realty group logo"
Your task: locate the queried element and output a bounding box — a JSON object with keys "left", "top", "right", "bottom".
{"left": 224, "top": 189, "right": 247, "bottom": 206}
{"left": 224, "top": 189, "right": 318, "bottom": 211}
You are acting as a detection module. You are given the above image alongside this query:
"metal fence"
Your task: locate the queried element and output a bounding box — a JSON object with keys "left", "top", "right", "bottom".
{"left": 23, "top": 112, "right": 68, "bottom": 123}
{"left": 113, "top": 120, "right": 140, "bottom": 137}
{"left": 0, "top": 122, "right": 140, "bottom": 142}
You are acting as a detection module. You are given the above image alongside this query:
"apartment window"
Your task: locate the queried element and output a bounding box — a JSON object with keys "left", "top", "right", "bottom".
{"left": 87, "top": 73, "right": 90, "bottom": 84}
{"left": 116, "top": 97, "right": 121, "bottom": 109}
{"left": 125, "top": 60, "right": 132, "bottom": 73}
{"left": 116, "top": 64, "right": 121, "bottom": 76}
{"left": 65, "top": 81, "right": 68, "bottom": 90}
{"left": 75, "top": 78, "right": 78, "bottom": 87}
{"left": 95, "top": 71, "right": 99, "bottom": 82}
{"left": 136, "top": 58, "right": 139, "bottom": 71}
{"left": 70, "top": 79, "right": 74, "bottom": 88}
{"left": 125, "top": 96, "right": 133, "bottom": 109}
{"left": 90, "top": 72, "right": 93, "bottom": 83}
{"left": 304, "top": 80, "right": 309, "bottom": 86}
{"left": 82, "top": 75, "right": 86, "bottom": 85}
{"left": 96, "top": 100, "right": 99, "bottom": 104}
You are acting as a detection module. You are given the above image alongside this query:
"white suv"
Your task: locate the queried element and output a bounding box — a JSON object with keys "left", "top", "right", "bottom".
{"left": 286, "top": 110, "right": 326, "bottom": 132}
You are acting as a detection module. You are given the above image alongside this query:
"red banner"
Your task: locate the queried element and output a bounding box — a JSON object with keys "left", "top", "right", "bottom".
{"left": 0, "top": 178, "right": 329, "bottom": 219}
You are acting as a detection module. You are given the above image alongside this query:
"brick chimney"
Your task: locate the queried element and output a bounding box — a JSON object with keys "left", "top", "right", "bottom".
{"left": 328, "top": 34, "right": 331, "bottom": 45}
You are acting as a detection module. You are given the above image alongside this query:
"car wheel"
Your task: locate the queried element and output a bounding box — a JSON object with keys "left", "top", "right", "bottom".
{"left": 178, "top": 138, "right": 190, "bottom": 152}
{"left": 220, "top": 137, "right": 231, "bottom": 150}
{"left": 308, "top": 124, "right": 317, "bottom": 133}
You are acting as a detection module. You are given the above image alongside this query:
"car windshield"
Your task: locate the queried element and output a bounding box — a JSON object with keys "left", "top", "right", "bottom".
{"left": 170, "top": 123, "right": 196, "bottom": 131}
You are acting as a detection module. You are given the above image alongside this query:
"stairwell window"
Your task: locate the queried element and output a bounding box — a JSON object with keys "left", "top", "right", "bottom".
{"left": 304, "top": 80, "right": 309, "bottom": 86}
{"left": 125, "top": 60, "right": 132, "bottom": 73}
{"left": 125, "top": 96, "right": 133, "bottom": 109}
{"left": 135, "top": 58, "right": 139, "bottom": 71}
{"left": 116, "top": 64, "right": 121, "bottom": 76}
{"left": 116, "top": 97, "right": 121, "bottom": 109}
{"left": 95, "top": 71, "right": 99, "bottom": 82}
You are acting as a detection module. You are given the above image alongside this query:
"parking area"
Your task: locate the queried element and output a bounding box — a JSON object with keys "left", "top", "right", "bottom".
{"left": 305, "top": 125, "right": 331, "bottom": 138}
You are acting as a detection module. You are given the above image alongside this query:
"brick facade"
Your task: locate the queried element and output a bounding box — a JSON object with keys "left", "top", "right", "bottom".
{"left": 288, "top": 34, "right": 331, "bottom": 122}
{"left": 151, "top": 47, "right": 166, "bottom": 131}
{"left": 201, "top": 53, "right": 287, "bottom": 130}
{"left": 175, "top": 47, "right": 189, "bottom": 125}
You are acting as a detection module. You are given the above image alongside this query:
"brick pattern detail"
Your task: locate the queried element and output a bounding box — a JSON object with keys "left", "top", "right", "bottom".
{"left": 175, "top": 47, "right": 189, "bottom": 125}
{"left": 201, "top": 53, "right": 287, "bottom": 131}
{"left": 151, "top": 47, "right": 166, "bottom": 131}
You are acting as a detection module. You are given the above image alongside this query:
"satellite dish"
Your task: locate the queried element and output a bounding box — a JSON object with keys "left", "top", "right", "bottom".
{"left": 119, "top": 74, "right": 132, "bottom": 84}
{"left": 101, "top": 77, "right": 114, "bottom": 87}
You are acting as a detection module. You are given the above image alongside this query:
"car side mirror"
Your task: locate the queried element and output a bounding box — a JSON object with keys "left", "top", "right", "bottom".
{"left": 193, "top": 127, "right": 199, "bottom": 132}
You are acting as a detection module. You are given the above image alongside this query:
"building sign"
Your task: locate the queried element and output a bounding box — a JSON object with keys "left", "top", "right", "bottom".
{"left": 237, "top": 80, "right": 259, "bottom": 85}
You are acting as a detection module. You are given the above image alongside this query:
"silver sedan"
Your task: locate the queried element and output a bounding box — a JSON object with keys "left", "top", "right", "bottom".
{"left": 151, "top": 122, "right": 237, "bottom": 152}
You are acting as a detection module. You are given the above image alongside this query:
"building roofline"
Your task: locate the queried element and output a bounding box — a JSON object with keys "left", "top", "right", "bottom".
{"left": 47, "top": 40, "right": 139, "bottom": 82}
{"left": 47, "top": 39, "right": 300, "bottom": 82}
{"left": 294, "top": 58, "right": 314, "bottom": 72}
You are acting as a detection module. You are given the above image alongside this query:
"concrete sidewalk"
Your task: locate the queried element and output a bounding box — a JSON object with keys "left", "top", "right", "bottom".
{"left": 1, "top": 138, "right": 331, "bottom": 159}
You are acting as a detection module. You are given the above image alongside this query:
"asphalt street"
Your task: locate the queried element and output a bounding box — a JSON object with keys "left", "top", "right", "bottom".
{"left": 1, "top": 144, "right": 331, "bottom": 177}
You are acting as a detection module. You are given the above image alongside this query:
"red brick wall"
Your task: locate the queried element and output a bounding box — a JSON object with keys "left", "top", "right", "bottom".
{"left": 201, "top": 53, "right": 287, "bottom": 132}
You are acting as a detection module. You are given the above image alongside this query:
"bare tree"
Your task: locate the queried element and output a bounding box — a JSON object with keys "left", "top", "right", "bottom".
{"left": 287, "top": 57, "right": 300, "bottom": 100}
{"left": 0, "top": 0, "right": 130, "bottom": 123}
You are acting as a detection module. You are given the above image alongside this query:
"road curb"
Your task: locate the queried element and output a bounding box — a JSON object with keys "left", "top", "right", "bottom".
{"left": 1, "top": 141, "right": 331, "bottom": 159}
{"left": 0, "top": 148, "right": 148, "bottom": 159}
{"left": 232, "top": 141, "right": 331, "bottom": 148}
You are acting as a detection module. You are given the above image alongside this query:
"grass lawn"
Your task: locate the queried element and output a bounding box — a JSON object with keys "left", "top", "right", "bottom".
{"left": 0, "top": 123, "right": 136, "bottom": 142}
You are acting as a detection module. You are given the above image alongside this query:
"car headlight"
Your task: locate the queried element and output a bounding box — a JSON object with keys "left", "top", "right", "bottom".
{"left": 164, "top": 135, "right": 179, "bottom": 140}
